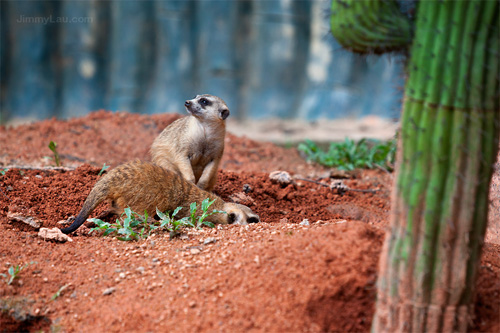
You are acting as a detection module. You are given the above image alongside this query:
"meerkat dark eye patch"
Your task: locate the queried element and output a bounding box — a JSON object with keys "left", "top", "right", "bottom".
{"left": 220, "top": 109, "right": 230, "bottom": 120}
{"left": 199, "top": 98, "right": 211, "bottom": 108}
{"left": 228, "top": 213, "right": 237, "bottom": 224}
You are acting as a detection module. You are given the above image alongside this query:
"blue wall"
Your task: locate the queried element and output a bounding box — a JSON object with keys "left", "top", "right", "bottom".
{"left": 0, "top": 0, "right": 409, "bottom": 122}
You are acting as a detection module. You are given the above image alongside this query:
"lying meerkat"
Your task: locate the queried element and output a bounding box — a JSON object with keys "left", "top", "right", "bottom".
{"left": 60, "top": 160, "right": 259, "bottom": 234}
{"left": 150, "top": 94, "right": 229, "bottom": 192}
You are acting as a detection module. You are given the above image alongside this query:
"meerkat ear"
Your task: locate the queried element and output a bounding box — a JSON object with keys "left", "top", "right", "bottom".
{"left": 220, "top": 108, "right": 230, "bottom": 120}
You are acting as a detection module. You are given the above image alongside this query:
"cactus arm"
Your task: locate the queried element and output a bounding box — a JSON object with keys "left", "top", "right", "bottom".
{"left": 330, "top": 0, "right": 412, "bottom": 54}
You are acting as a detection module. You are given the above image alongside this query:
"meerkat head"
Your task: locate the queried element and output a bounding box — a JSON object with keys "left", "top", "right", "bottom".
{"left": 222, "top": 202, "right": 260, "bottom": 225}
{"left": 184, "top": 94, "right": 230, "bottom": 123}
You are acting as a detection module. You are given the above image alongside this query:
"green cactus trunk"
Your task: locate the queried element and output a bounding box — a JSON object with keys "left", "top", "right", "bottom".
{"left": 331, "top": 0, "right": 499, "bottom": 331}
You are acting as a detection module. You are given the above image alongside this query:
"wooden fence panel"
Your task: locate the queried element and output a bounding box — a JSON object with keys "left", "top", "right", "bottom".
{"left": 0, "top": 0, "right": 406, "bottom": 122}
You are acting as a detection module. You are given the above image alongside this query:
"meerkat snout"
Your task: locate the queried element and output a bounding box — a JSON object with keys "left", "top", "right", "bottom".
{"left": 184, "top": 95, "right": 230, "bottom": 121}
{"left": 224, "top": 203, "right": 260, "bottom": 225}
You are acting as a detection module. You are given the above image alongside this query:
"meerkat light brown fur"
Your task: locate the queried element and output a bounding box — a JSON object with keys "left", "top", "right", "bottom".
{"left": 150, "top": 94, "right": 229, "bottom": 192}
{"left": 60, "top": 160, "right": 259, "bottom": 234}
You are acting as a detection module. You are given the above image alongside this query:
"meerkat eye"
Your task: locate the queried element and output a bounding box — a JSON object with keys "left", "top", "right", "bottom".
{"left": 200, "top": 98, "right": 209, "bottom": 105}
{"left": 248, "top": 216, "right": 259, "bottom": 224}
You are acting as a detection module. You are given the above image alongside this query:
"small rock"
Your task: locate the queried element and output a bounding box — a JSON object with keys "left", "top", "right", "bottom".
{"left": 190, "top": 248, "right": 201, "bottom": 255}
{"left": 152, "top": 258, "right": 159, "bottom": 263}
{"left": 242, "top": 184, "right": 252, "bottom": 193}
{"left": 57, "top": 216, "right": 75, "bottom": 225}
{"left": 180, "top": 234, "right": 189, "bottom": 240}
{"left": 269, "top": 170, "right": 293, "bottom": 186}
{"left": 119, "top": 272, "right": 126, "bottom": 279}
{"left": 8, "top": 212, "right": 43, "bottom": 229}
{"left": 299, "top": 219, "right": 310, "bottom": 226}
{"left": 35, "top": 175, "right": 42, "bottom": 179}
{"left": 137, "top": 267, "right": 145, "bottom": 274}
{"left": 38, "top": 228, "right": 73, "bottom": 242}
{"left": 330, "top": 180, "right": 348, "bottom": 193}
{"left": 229, "top": 192, "right": 255, "bottom": 205}
{"left": 189, "top": 301, "right": 196, "bottom": 308}
{"left": 203, "top": 237, "right": 217, "bottom": 245}
{"left": 102, "top": 287, "right": 116, "bottom": 296}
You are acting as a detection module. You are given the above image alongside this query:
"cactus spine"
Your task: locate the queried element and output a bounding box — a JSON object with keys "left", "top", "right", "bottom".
{"left": 331, "top": 0, "right": 500, "bottom": 331}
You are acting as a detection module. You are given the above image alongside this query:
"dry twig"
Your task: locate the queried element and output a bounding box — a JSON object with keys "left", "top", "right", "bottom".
{"left": 294, "top": 177, "right": 378, "bottom": 195}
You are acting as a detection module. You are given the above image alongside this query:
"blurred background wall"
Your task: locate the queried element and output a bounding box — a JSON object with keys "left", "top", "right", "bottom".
{"left": 0, "top": 0, "right": 411, "bottom": 123}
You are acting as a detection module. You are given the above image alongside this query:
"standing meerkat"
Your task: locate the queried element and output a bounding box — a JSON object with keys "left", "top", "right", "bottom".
{"left": 150, "top": 94, "right": 229, "bottom": 192}
{"left": 60, "top": 160, "right": 259, "bottom": 234}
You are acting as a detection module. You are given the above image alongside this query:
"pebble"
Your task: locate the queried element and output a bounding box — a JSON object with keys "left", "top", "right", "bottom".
{"left": 300, "top": 219, "right": 310, "bottom": 226}
{"left": 190, "top": 248, "right": 201, "bottom": 255}
{"left": 202, "top": 237, "right": 217, "bottom": 245}
{"left": 137, "top": 266, "right": 145, "bottom": 273}
{"left": 243, "top": 184, "right": 252, "bottom": 193}
{"left": 102, "top": 287, "right": 116, "bottom": 296}
{"left": 269, "top": 170, "right": 293, "bottom": 186}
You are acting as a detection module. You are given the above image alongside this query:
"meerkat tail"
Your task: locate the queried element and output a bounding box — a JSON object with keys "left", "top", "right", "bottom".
{"left": 60, "top": 179, "right": 110, "bottom": 234}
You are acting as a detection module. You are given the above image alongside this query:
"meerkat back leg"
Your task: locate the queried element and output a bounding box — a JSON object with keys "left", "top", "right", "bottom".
{"left": 196, "top": 158, "right": 221, "bottom": 191}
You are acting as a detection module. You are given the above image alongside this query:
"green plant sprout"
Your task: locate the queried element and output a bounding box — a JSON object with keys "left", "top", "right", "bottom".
{"left": 98, "top": 163, "right": 110, "bottom": 176}
{"left": 1, "top": 262, "right": 36, "bottom": 285}
{"left": 90, "top": 208, "right": 149, "bottom": 241}
{"left": 48, "top": 141, "right": 61, "bottom": 167}
{"left": 51, "top": 284, "right": 70, "bottom": 301}
{"left": 90, "top": 198, "right": 223, "bottom": 241}
{"left": 187, "top": 198, "right": 225, "bottom": 229}
{"left": 0, "top": 168, "right": 8, "bottom": 176}
{"left": 155, "top": 206, "right": 189, "bottom": 239}
{"left": 298, "top": 138, "right": 396, "bottom": 171}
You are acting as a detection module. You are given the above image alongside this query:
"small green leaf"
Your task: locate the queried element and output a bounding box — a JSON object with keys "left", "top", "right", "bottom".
{"left": 48, "top": 141, "right": 57, "bottom": 152}
{"left": 172, "top": 206, "right": 183, "bottom": 217}
{"left": 98, "top": 163, "right": 110, "bottom": 176}
{"left": 48, "top": 141, "right": 61, "bottom": 166}
{"left": 156, "top": 208, "right": 167, "bottom": 220}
